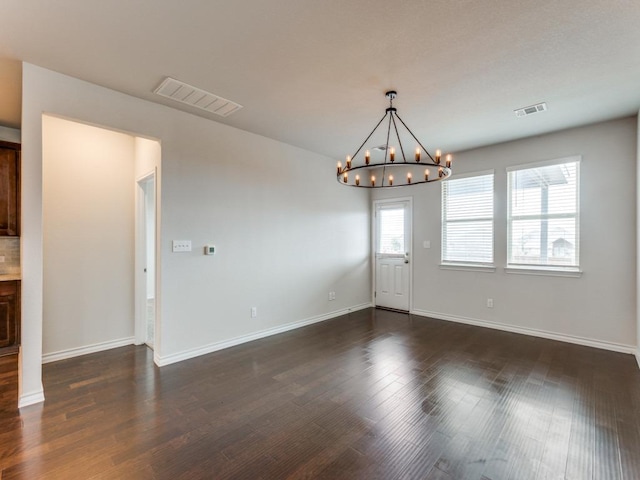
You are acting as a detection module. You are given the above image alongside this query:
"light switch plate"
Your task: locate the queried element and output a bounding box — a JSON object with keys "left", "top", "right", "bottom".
{"left": 172, "top": 240, "right": 192, "bottom": 252}
{"left": 423, "top": 240, "right": 431, "bottom": 249}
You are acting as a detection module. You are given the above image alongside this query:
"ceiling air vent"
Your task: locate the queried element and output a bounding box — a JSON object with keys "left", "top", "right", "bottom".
{"left": 514, "top": 102, "right": 547, "bottom": 118}
{"left": 153, "top": 77, "right": 242, "bottom": 117}
{"left": 371, "top": 145, "right": 389, "bottom": 151}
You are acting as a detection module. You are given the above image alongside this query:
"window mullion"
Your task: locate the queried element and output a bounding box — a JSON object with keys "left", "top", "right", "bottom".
{"left": 507, "top": 159, "right": 580, "bottom": 270}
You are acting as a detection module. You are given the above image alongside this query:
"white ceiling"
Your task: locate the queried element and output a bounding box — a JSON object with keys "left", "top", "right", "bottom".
{"left": 1, "top": 0, "right": 639, "bottom": 158}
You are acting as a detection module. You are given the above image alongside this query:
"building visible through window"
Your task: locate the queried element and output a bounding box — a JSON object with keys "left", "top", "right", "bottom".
{"left": 507, "top": 158, "right": 580, "bottom": 270}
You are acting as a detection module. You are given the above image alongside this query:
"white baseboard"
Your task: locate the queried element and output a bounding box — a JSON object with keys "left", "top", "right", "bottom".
{"left": 42, "top": 337, "right": 136, "bottom": 364}
{"left": 411, "top": 309, "right": 636, "bottom": 355}
{"left": 19, "top": 390, "right": 45, "bottom": 408}
{"left": 156, "top": 303, "right": 372, "bottom": 367}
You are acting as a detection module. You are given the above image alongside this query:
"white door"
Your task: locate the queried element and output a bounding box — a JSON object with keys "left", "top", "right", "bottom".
{"left": 374, "top": 199, "right": 411, "bottom": 311}
{"left": 135, "top": 174, "right": 156, "bottom": 348}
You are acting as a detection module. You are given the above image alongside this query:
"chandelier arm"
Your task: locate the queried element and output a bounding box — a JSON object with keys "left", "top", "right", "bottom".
{"left": 348, "top": 112, "right": 389, "bottom": 162}
{"left": 394, "top": 112, "right": 436, "bottom": 163}
{"left": 390, "top": 113, "right": 407, "bottom": 162}
{"left": 382, "top": 109, "right": 394, "bottom": 186}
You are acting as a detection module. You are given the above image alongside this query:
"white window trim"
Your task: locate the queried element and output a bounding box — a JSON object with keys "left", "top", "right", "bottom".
{"left": 505, "top": 155, "right": 581, "bottom": 172}
{"left": 445, "top": 168, "right": 495, "bottom": 180}
{"left": 506, "top": 155, "right": 581, "bottom": 272}
{"left": 441, "top": 169, "right": 495, "bottom": 268}
{"left": 440, "top": 263, "right": 496, "bottom": 273}
{"left": 504, "top": 266, "right": 583, "bottom": 278}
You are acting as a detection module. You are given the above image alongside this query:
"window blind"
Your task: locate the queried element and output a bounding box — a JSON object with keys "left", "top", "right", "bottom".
{"left": 442, "top": 172, "right": 494, "bottom": 264}
{"left": 507, "top": 159, "right": 579, "bottom": 269}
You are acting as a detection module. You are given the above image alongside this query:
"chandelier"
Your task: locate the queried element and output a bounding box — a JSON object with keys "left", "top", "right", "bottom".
{"left": 336, "top": 91, "right": 452, "bottom": 188}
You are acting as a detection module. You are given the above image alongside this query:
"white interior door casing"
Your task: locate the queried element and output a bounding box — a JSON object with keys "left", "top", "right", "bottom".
{"left": 135, "top": 172, "right": 157, "bottom": 348}
{"left": 374, "top": 199, "right": 412, "bottom": 311}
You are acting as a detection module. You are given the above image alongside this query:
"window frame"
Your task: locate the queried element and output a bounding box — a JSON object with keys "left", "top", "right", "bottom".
{"left": 441, "top": 169, "right": 495, "bottom": 270}
{"left": 506, "top": 156, "right": 581, "bottom": 274}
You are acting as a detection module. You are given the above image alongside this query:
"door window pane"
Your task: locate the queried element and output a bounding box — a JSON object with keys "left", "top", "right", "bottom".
{"left": 379, "top": 208, "right": 405, "bottom": 254}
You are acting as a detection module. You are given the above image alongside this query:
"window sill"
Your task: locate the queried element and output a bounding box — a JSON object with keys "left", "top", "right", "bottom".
{"left": 440, "top": 263, "right": 496, "bottom": 273}
{"left": 504, "top": 267, "right": 582, "bottom": 278}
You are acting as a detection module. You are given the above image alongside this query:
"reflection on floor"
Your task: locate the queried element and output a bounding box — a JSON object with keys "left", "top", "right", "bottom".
{"left": 2, "top": 308, "right": 639, "bottom": 479}
{"left": 146, "top": 297, "right": 155, "bottom": 348}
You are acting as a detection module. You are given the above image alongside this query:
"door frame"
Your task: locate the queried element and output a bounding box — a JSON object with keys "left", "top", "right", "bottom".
{"left": 372, "top": 197, "right": 413, "bottom": 311}
{"left": 134, "top": 171, "right": 157, "bottom": 347}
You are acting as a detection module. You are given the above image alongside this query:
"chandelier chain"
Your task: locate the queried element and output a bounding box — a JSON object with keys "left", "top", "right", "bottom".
{"left": 394, "top": 112, "right": 436, "bottom": 164}
{"left": 391, "top": 113, "right": 407, "bottom": 162}
{"left": 349, "top": 113, "right": 387, "bottom": 162}
{"left": 382, "top": 110, "right": 393, "bottom": 185}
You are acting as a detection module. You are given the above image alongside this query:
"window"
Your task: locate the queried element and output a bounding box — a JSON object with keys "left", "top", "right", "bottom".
{"left": 442, "top": 171, "right": 494, "bottom": 265}
{"left": 378, "top": 206, "right": 405, "bottom": 254}
{"left": 507, "top": 157, "right": 580, "bottom": 271}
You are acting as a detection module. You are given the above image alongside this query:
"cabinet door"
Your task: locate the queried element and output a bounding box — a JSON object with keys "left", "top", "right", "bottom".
{"left": 0, "top": 142, "right": 20, "bottom": 236}
{"left": 0, "top": 281, "right": 19, "bottom": 348}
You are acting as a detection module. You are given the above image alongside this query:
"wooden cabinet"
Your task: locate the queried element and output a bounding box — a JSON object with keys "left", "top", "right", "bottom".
{"left": 0, "top": 281, "right": 19, "bottom": 349}
{"left": 0, "top": 142, "right": 20, "bottom": 237}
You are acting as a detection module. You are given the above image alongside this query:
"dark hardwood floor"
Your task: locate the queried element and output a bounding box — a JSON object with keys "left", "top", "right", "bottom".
{"left": 1, "top": 308, "right": 639, "bottom": 479}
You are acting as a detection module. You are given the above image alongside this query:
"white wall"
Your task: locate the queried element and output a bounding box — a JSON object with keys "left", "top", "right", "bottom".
{"left": 134, "top": 137, "right": 160, "bottom": 179}
{"left": 637, "top": 111, "right": 640, "bottom": 367}
{"left": 374, "top": 117, "right": 637, "bottom": 350}
{"left": 42, "top": 115, "right": 136, "bottom": 356}
{"left": 21, "top": 63, "right": 371, "bottom": 405}
{"left": 133, "top": 136, "right": 161, "bottom": 348}
{"left": 144, "top": 179, "right": 155, "bottom": 300}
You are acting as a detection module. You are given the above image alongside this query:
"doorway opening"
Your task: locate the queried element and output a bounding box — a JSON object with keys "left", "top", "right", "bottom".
{"left": 373, "top": 198, "right": 412, "bottom": 312}
{"left": 41, "top": 116, "right": 161, "bottom": 365}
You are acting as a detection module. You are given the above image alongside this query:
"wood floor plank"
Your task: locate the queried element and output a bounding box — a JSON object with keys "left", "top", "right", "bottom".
{"left": 1, "top": 308, "right": 639, "bottom": 479}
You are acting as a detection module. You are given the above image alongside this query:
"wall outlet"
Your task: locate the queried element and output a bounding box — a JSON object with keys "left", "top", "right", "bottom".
{"left": 251, "top": 307, "right": 257, "bottom": 318}
{"left": 487, "top": 298, "right": 494, "bottom": 308}
{"left": 172, "top": 240, "right": 192, "bottom": 252}
{"left": 328, "top": 291, "right": 336, "bottom": 301}
{"left": 423, "top": 240, "right": 431, "bottom": 249}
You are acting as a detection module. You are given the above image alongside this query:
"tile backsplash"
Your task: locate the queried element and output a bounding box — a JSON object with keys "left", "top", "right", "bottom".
{"left": 0, "top": 237, "right": 20, "bottom": 275}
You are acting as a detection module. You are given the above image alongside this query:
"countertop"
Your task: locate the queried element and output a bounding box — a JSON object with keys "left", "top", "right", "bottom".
{"left": 0, "top": 345, "right": 19, "bottom": 357}
{"left": 0, "top": 274, "right": 20, "bottom": 281}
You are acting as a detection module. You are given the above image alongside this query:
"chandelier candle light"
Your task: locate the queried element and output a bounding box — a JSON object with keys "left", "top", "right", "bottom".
{"left": 336, "top": 91, "right": 452, "bottom": 188}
